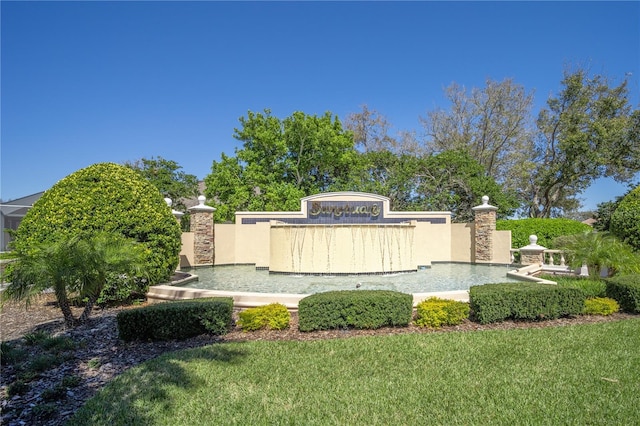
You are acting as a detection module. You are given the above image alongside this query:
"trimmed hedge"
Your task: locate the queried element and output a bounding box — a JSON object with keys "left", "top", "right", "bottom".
{"left": 237, "top": 303, "right": 290, "bottom": 331}
{"left": 606, "top": 275, "right": 640, "bottom": 313}
{"left": 496, "top": 218, "right": 592, "bottom": 249}
{"left": 13, "top": 163, "right": 182, "bottom": 303}
{"left": 415, "top": 297, "right": 470, "bottom": 328}
{"left": 610, "top": 185, "right": 640, "bottom": 251}
{"left": 469, "top": 283, "right": 586, "bottom": 324}
{"left": 117, "top": 298, "right": 234, "bottom": 341}
{"left": 297, "top": 290, "right": 413, "bottom": 332}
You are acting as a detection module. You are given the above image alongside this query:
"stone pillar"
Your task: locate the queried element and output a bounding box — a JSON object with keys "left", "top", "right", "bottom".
{"left": 471, "top": 196, "right": 498, "bottom": 263}
{"left": 520, "top": 235, "right": 546, "bottom": 265}
{"left": 188, "top": 195, "right": 216, "bottom": 266}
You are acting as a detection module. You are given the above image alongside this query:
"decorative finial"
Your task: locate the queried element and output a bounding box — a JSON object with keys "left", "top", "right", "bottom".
{"left": 529, "top": 235, "right": 538, "bottom": 245}
{"left": 198, "top": 195, "right": 206, "bottom": 206}
{"left": 164, "top": 198, "right": 172, "bottom": 207}
{"left": 482, "top": 195, "right": 489, "bottom": 205}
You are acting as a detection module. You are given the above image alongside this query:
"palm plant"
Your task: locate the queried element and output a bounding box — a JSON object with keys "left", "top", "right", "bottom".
{"left": 2, "top": 233, "right": 148, "bottom": 328}
{"left": 554, "top": 231, "right": 640, "bottom": 278}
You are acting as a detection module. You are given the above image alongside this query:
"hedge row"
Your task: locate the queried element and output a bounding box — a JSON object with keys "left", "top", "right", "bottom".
{"left": 116, "top": 298, "right": 234, "bottom": 341}
{"left": 469, "top": 283, "right": 586, "bottom": 324}
{"left": 297, "top": 290, "right": 413, "bottom": 332}
{"left": 606, "top": 275, "right": 640, "bottom": 313}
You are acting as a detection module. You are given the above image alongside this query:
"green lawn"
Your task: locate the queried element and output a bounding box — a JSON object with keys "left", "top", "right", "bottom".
{"left": 69, "top": 319, "right": 640, "bottom": 425}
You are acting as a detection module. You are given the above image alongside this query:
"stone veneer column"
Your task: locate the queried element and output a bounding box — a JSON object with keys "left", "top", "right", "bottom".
{"left": 471, "top": 196, "right": 498, "bottom": 263}
{"left": 188, "top": 195, "right": 216, "bottom": 266}
{"left": 519, "top": 235, "right": 546, "bottom": 265}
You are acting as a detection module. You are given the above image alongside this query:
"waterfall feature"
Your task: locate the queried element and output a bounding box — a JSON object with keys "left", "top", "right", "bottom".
{"left": 270, "top": 223, "right": 416, "bottom": 274}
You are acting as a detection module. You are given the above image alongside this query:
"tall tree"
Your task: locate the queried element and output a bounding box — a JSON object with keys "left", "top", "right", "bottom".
{"left": 205, "top": 109, "right": 357, "bottom": 222}
{"left": 413, "top": 150, "right": 519, "bottom": 222}
{"left": 420, "top": 78, "right": 535, "bottom": 194}
{"left": 526, "top": 68, "right": 640, "bottom": 217}
{"left": 124, "top": 156, "right": 200, "bottom": 212}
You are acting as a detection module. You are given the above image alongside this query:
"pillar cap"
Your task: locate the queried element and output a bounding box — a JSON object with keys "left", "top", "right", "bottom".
{"left": 188, "top": 195, "right": 216, "bottom": 212}
{"left": 472, "top": 195, "right": 498, "bottom": 211}
{"left": 520, "top": 234, "right": 547, "bottom": 251}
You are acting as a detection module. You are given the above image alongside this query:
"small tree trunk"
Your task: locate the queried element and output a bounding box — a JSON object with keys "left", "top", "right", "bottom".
{"left": 77, "top": 293, "right": 97, "bottom": 325}
{"left": 56, "top": 291, "right": 77, "bottom": 328}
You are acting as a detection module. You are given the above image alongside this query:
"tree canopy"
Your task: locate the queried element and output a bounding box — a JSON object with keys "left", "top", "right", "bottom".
{"left": 205, "top": 69, "right": 638, "bottom": 221}
{"left": 205, "top": 110, "right": 358, "bottom": 222}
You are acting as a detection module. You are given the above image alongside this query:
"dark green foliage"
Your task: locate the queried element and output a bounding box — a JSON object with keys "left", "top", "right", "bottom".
{"left": 237, "top": 303, "right": 290, "bottom": 331}
{"left": 40, "top": 336, "right": 76, "bottom": 352}
{"left": 1, "top": 341, "right": 27, "bottom": 366}
{"left": 27, "top": 354, "right": 63, "bottom": 373}
{"left": 12, "top": 163, "right": 181, "bottom": 302}
{"left": 42, "top": 384, "right": 67, "bottom": 402}
{"left": 297, "top": 290, "right": 413, "bottom": 332}
{"left": 7, "top": 380, "right": 29, "bottom": 397}
{"left": 23, "top": 330, "right": 49, "bottom": 346}
{"left": 541, "top": 274, "right": 606, "bottom": 298}
{"left": 61, "top": 375, "right": 82, "bottom": 388}
{"left": 415, "top": 297, "right": 470, "bottom": 328}
{"left": 32, "top": 403, "right": 58, "bottom": 420}
{"left": 606, "top": 275, "right": 640, "bottom": 313}
{"left": 496, "top": 218, "right": 592, "bottom": 248}
{"left": 584, "top": 297, "right": 619, "bottom": 316}
{"left": 116, "top": 298, "right": 234, "bottom": 341}
{"left": 469, "top": 283, "right": 586, "bottom": 324}
{"left": 610, "top": 185, "right": 640, "bottom": 251}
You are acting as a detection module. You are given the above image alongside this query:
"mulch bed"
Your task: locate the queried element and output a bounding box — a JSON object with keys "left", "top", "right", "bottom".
{"left": 1, "top": 294, "right": 637, "bottom": 426}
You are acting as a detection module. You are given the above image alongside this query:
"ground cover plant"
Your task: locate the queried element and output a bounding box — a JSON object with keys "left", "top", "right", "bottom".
{"left": 68, "top": 318, "right": 640, "bottom": 425}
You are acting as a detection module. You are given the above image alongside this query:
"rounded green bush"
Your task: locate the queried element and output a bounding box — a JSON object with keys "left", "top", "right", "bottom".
{"left": 237, "top": 303, "right": 291, "bottom": 331}
{"left": 496, "top": 218, "right": 592, "bottom": 249}
{"left": 610, "top": 185, "right": 640, "bottom": 251}
{"left": 13, "top": 163, "right": 181, "bottom": 301}
{"left": 415, "top": 297, "right": 470, "bottom": 328}
{"left": 583, "top": 297, "right": 620, "bottom": 316}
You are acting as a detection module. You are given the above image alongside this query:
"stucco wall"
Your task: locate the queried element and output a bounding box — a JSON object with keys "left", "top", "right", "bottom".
{"left": 451, "top": 223, "right": 473, "bottom": 263}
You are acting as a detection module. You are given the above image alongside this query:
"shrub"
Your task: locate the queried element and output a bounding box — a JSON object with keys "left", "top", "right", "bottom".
{"left": 237, "top": 303, "right": 290, "bottom": 331}
{"left": 61, "top": 375, "right": 82, "bottom": 388}
{"left": 12, "top": 163, "right": 182, "bottom": 304}
{"left": 469, "top": 283, "right": 586, "bottom": 324}
{"left": 541, "top": 274, "right": 606, "bottom": 298}
{"left": 40, "top": 336, "right": 76, "bottom": 352}
{"left": 606, "top": 275, "right": 640, "bottom": 313}
{"left": 27, "top": 354, "right": 63, "bottom": 373}
{"left": 554, "top": 232, "right": 640, "bottom": 278}
{"left": 415, "top": 297, "right": 470, "bottom": 328}
{"left": 496, "top": 218, "right": 592, "bottom": 249}
{"left": 298, "top": 290, "right": 413, "bottom": 332}
{"left": 24, "top": 330, "right": 49, "bottom": 346}
{"left": 1, "top": 341, "right": 27, "bottom": 366}
{"left": 610, "top": 185, "right": 640, "bottom": 251}
{"left": 117, "top": 297, "right": 234, "bottom": 341}
{"left": 7, "top": 380, "right": 29, "bottom": 397}
{"left": 42, "top": 385, "right": 67, "bottom": 402}
{"left": 584, "top": 297, "right": 619, "bottom": 316}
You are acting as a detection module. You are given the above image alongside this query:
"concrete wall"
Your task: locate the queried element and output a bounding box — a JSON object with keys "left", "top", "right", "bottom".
{"left": 451, "top": 223, "right": 473, "bottom": 263}
{"left": 179, "top": 232, "right": 195, "bottom": 268}
{"left": 179, "top": 192, "right": 512, "bottom": 270}
{"left": 493, "top": 230, "right": 513, "bottom": 264}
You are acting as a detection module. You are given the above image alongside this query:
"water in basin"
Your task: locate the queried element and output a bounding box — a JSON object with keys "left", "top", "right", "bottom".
{"left": 177, "top": 263, "right": 518, "bottom": 294}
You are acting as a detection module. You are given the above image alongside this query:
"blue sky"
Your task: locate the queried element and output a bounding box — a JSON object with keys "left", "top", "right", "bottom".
{"left": 2, "top": 1, "right": 639, "bottom": 211}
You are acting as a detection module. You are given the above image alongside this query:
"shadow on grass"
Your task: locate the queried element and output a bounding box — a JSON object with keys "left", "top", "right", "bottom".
{"left": 67, "top": 344, "right": 248, "bottom": 426}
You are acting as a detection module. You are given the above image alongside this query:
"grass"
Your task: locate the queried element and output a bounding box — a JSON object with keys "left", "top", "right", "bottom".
{"left": 69, "top": 318, "right": 640, "bottom": 425}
